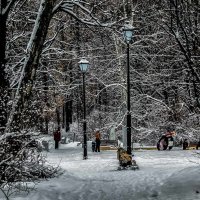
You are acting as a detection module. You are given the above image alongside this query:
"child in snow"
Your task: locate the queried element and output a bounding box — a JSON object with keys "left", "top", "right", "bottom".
{"left": 92, "top": 137, "right": 96, "bottom": 152}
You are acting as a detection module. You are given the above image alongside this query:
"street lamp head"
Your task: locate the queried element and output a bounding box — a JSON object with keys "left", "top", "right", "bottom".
{"left": 79, "top": 58, "right": 89, "bottom": 72}
{"left": 123, "top": 21, "right": 134, "bottom": 44}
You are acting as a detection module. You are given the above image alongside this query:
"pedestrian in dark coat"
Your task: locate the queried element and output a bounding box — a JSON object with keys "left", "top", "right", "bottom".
{"left": 183, "top": 139, "right": 189, "bottom": 150}
{"left": 95, "top": 130, "right": 101, "bottom": 152}
{"left": 54, "top": 127, "right": 61, "bottom": 149}
{"left": 196, "top": 140, "right": 200, "bottom": 150}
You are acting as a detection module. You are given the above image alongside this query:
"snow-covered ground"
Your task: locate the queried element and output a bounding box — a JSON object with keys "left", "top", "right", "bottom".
{"left": 3, "top": 143, "right": 200, "bottom": 200}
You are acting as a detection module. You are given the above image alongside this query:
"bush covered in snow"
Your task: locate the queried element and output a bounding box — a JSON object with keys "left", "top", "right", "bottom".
{"left": 0, "top": 133, "right": 59, "bottom": 199}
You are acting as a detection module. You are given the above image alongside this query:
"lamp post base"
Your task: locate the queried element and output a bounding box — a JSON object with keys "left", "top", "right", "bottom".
{"left": 127, "top": 112, "right": 132, "bottom": 155}
{"left": 83, "top": 121, "right": 87, "bottom": 159}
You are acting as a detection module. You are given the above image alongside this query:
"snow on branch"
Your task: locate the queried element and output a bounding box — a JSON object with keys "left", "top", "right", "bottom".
{"left": 135, "top": 94, "right": 171, "bottom": 111}
{"left": 1, "top": 0, "right": 16, "bottom": 15}
{"left": 53, "top": 0, "right": 123, "bottom": 27}
{"left": 96, "top": 83, "right": 126, "bottom": 99}
{"left": 26, "top": 0, "right": 46, "bottom": 54}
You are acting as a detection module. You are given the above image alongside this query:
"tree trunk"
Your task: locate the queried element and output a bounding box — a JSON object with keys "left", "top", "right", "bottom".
{"left": 0, "top": 0, "right": 9, "bottom": 134}
{"left": 6, "top": 0, "right": 56, "bottom": 131}
{"left": 22, "top": 0, "right": 55, "bottom": 102}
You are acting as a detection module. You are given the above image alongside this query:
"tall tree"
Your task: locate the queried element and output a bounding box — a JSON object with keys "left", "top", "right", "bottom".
{"left": 0, "top": 0, "right": 18, "bottom": 133}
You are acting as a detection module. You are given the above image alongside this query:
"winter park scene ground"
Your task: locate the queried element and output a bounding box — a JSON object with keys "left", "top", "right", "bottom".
{"left": 1, "top": 137, "right": 200, "bottom": 200}
{"left": 1, "top": 1, "right": 200, "bottom": 200}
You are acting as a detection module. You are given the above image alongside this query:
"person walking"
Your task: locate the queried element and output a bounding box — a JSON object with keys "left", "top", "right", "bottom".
{"left": 183, "top": 139, "right": 189, "bottom": 150}
{"left": 95, "top": 130, "right": 101, "bottom": 152}
{"left": 54, "top": 127, "right": 61, "bottom": 149}
{"left": 196, "top": 140, "right": 200, "bottom": 150}
{"left": 168, "top": 137, "right": 174, "bottom": 150}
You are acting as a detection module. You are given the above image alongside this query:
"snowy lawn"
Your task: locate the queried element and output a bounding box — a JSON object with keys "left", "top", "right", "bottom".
{"left": 3, "top": 143, "right": 200, "bottom": 200}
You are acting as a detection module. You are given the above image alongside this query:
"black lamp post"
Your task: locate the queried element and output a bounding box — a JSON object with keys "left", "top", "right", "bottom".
{"left": 123, "top": 21, "right": 134, "bottom": 155}
{"left": 79, "top": 58, "right": 89, "bottom": 160}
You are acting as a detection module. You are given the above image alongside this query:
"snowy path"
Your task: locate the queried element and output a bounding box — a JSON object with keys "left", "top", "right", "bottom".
{"left": 7, "top": 144, "right": 200, "bottom": 200}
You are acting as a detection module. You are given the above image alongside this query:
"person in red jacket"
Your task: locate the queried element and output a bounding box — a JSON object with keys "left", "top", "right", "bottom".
{"left": 54, "top": 127, "right": 61, "bottom": 149}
